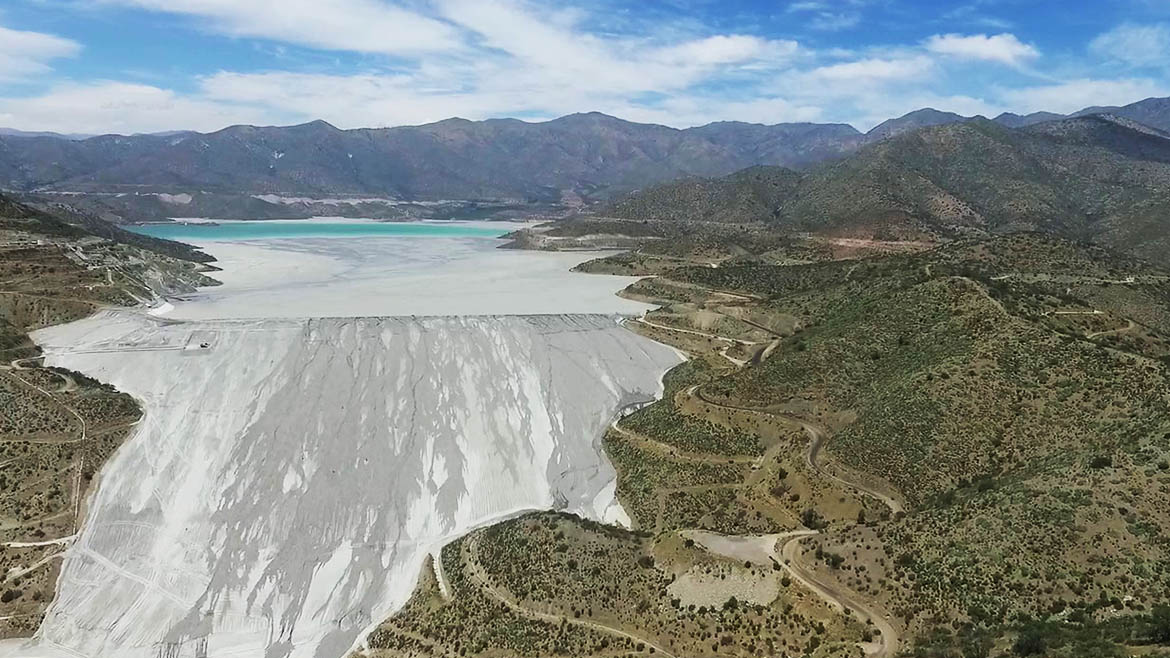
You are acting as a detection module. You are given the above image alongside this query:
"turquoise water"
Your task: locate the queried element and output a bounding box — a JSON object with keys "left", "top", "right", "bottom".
{"left": 126, "top": 221, "right": 510, "bottom": 242}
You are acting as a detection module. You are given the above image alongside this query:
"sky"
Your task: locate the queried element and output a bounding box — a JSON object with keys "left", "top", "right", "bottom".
{"left": 0, "top": 0, "right": 1168, "bottom": 135}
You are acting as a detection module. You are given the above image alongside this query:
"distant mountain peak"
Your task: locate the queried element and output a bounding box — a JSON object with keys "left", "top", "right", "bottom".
{"left": 904, "top": 107, "right": 953, "bottom": 117}
{"left": 993, "top": 111, "right": 1064, "bottom": 128}
{"left": 0, "top": 127, "right": 93, "bottom": 140}
{"left": 553, "top": 111, "right": 637, "bottom": 125}
{"left": 291, "top": 119, "right": 340, "bottom": 131}
{"left": 867, "top": 108, "right": 969, "bottom": 140}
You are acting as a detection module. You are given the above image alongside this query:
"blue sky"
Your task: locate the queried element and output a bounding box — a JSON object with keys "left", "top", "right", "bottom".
{"left": 0, "top": 0, "right": 1168, "bottom": 134}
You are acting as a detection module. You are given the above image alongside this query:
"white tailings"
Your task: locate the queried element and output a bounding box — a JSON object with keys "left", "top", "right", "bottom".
{"left": 14, "top": 311, "right": 681, "bottom": 658}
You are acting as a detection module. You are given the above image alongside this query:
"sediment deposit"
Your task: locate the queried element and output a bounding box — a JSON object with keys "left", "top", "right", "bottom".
{"left": 18, "top": 311, "right": 681, "bottom": 658}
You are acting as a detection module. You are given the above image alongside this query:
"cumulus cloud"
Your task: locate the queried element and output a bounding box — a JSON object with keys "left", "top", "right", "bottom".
{"left": 0, "top": 24, "right": 81, "bottom": 81}
{"left": 0, "top": 0, "right": 819, "bottom": 133}
{"left": 1090, "top": 23, "right": 1170, "bottom": 68}
{"left": 924, "top": 33, "right": 1039, "bottom": 66}
{"left": 187, "top": 0, "right": 810, "bottom": 130}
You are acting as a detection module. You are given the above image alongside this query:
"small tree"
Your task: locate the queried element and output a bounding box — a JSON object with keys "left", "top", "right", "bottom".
{"left": 1012, "top": 627, "right": 1047, "bottom": 656}
{"left": 1149, "top": 605, "right": 1170, "bottom": 644}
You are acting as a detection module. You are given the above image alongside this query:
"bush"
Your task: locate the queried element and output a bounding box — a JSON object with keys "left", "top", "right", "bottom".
{"left": 1149, "top": 605, "right": 1170, "bottom": 644}
{"left": 1012, "top": 628, "right": 1047, "bottom": 656}
{"left": 800, "top": 508, "right": 827, "bottom": 530}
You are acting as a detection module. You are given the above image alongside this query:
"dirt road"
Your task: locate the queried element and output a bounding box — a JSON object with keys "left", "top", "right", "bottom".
{"left": 777, "top": 534, "right": 900, "bottom": 658}
{"left": 464, "top": 534, "right": 678, "bottom": 658}
{"left": 687, "top": 386, "right": 904, "bottom": 515}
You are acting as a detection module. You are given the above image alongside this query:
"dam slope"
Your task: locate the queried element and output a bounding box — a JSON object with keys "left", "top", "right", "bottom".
{"left": 23, "top": 311, "right": 681, "bottom": 658}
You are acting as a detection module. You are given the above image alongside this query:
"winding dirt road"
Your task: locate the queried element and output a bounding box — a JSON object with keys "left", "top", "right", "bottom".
{"left": 800, "top": 421, "right": 904, "bottom": 515}
{"left": 2, "top": 355, "right": 91, "bottom": 544}
{"left": 630, "top": 300, "right": 905, "bottom": 657}
{"left": 634, "top": 316, "right": 759, "bottom": 346}
{"left": 610, "top": 421, "right": 756, "bottom": 466}
{"left": 1086, "top": 319, "right": 1137, "bottom": 339}
{"left": 686, "top": 386, "right": 904, "bottom": 515}
{"left": 686, "top": 528, "right": 902, "bottom": 658}
{"left": 777, "top": 534, "right": 900, "bottom": 658}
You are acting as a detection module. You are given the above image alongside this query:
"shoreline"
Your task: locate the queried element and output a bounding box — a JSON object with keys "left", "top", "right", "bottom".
{"left": 155, "top": 216, "right": 541, "bottom": 228}
{"left": 153, "top": 236, "right": 654, "bottom": 319}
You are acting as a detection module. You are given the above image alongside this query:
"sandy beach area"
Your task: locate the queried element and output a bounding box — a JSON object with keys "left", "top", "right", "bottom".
{"left": 168, "top": 234, "right": 652, "bottom": 319}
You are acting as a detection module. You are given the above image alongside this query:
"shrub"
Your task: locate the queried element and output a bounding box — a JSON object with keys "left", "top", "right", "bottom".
{"left": 1012, "top": 628, "right": 1047, "bottom": 656}
{"left": 800, "top": 508, "right": 826, "bottom": 530}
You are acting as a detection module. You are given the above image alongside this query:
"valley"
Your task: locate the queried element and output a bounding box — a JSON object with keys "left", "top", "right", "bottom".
{"left": 1, "top": 99, "right": 1170, "bottom": 658}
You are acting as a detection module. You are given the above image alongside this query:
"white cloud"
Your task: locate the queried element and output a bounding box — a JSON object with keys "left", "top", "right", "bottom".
{"left": 431, "top": 0, "right": 800, "bottom": 95}
{"left": 924, "top": 33, "right": 1039, "bottom": 66}
{"left": 804, "top": 56, "right": 934, "bottom": 84}
{"left": 1, "top": 1, "right": 1167, "bottom": 135}
{"left": 105, "top": 0, "right": 460, "bottom": 54}
{"left": 998, "top": 78, "right": 1169, "bottom": 114}
{"left": 200, "top": 71, "right": 494, "bottom": 127}
{"left": 0, "top": 82, "right": 270, "bottom": 134}
{"left": 808, "top": 13, "right": 861, "bottom": 32}
{"left": 784, "top": 0, "right": 865, "bottom": 32}
{"left": 1090, "top": 23, "right": 1170, "bottom": 68}
{"left": 614, "top": 95, "right": 824, "bottom": 127}
{"left": 0, "top": 0, "right": 815, "bottom": 134}
{"left": 652, "top": 35, "right": 799, "bottom": 67}
{"left": 0, "top": 24, "right": 81, "bottom": 81}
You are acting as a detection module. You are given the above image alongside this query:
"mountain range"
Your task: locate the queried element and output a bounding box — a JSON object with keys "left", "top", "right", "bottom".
{"left": 605, "top": 113, "right": 1170, "bottom": 265}
{"left": 1, "top": 97, "right": 1168, "bottom": 210}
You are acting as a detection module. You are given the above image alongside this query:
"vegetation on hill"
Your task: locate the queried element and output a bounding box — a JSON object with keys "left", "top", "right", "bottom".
{"left": 0, "top": 113, "right": 860, "bottom": 203}
{"left": 664, "top": 233, "right": 1170, "bottom": 652}
{"left": 605, "top": 166, "right": 800, "bottom": 223}
{"left": 599, "top": 115, "right": 1170, "bottom": 267}
{"left": 866, "top": 108, "right": 968, "bottom": 140}
{"left": 365, "top": 232, "right": 1170, "bottom": 658}
{"left": 0, "top": 193, "right": 216, "bottom": 637}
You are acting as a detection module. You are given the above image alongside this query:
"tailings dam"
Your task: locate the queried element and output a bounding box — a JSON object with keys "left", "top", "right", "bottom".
{"left": 26, "top": 312, "right": 680, "bottom": 658}
{"left": 9, "top": 223, "right": 682, "bottom": 658}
